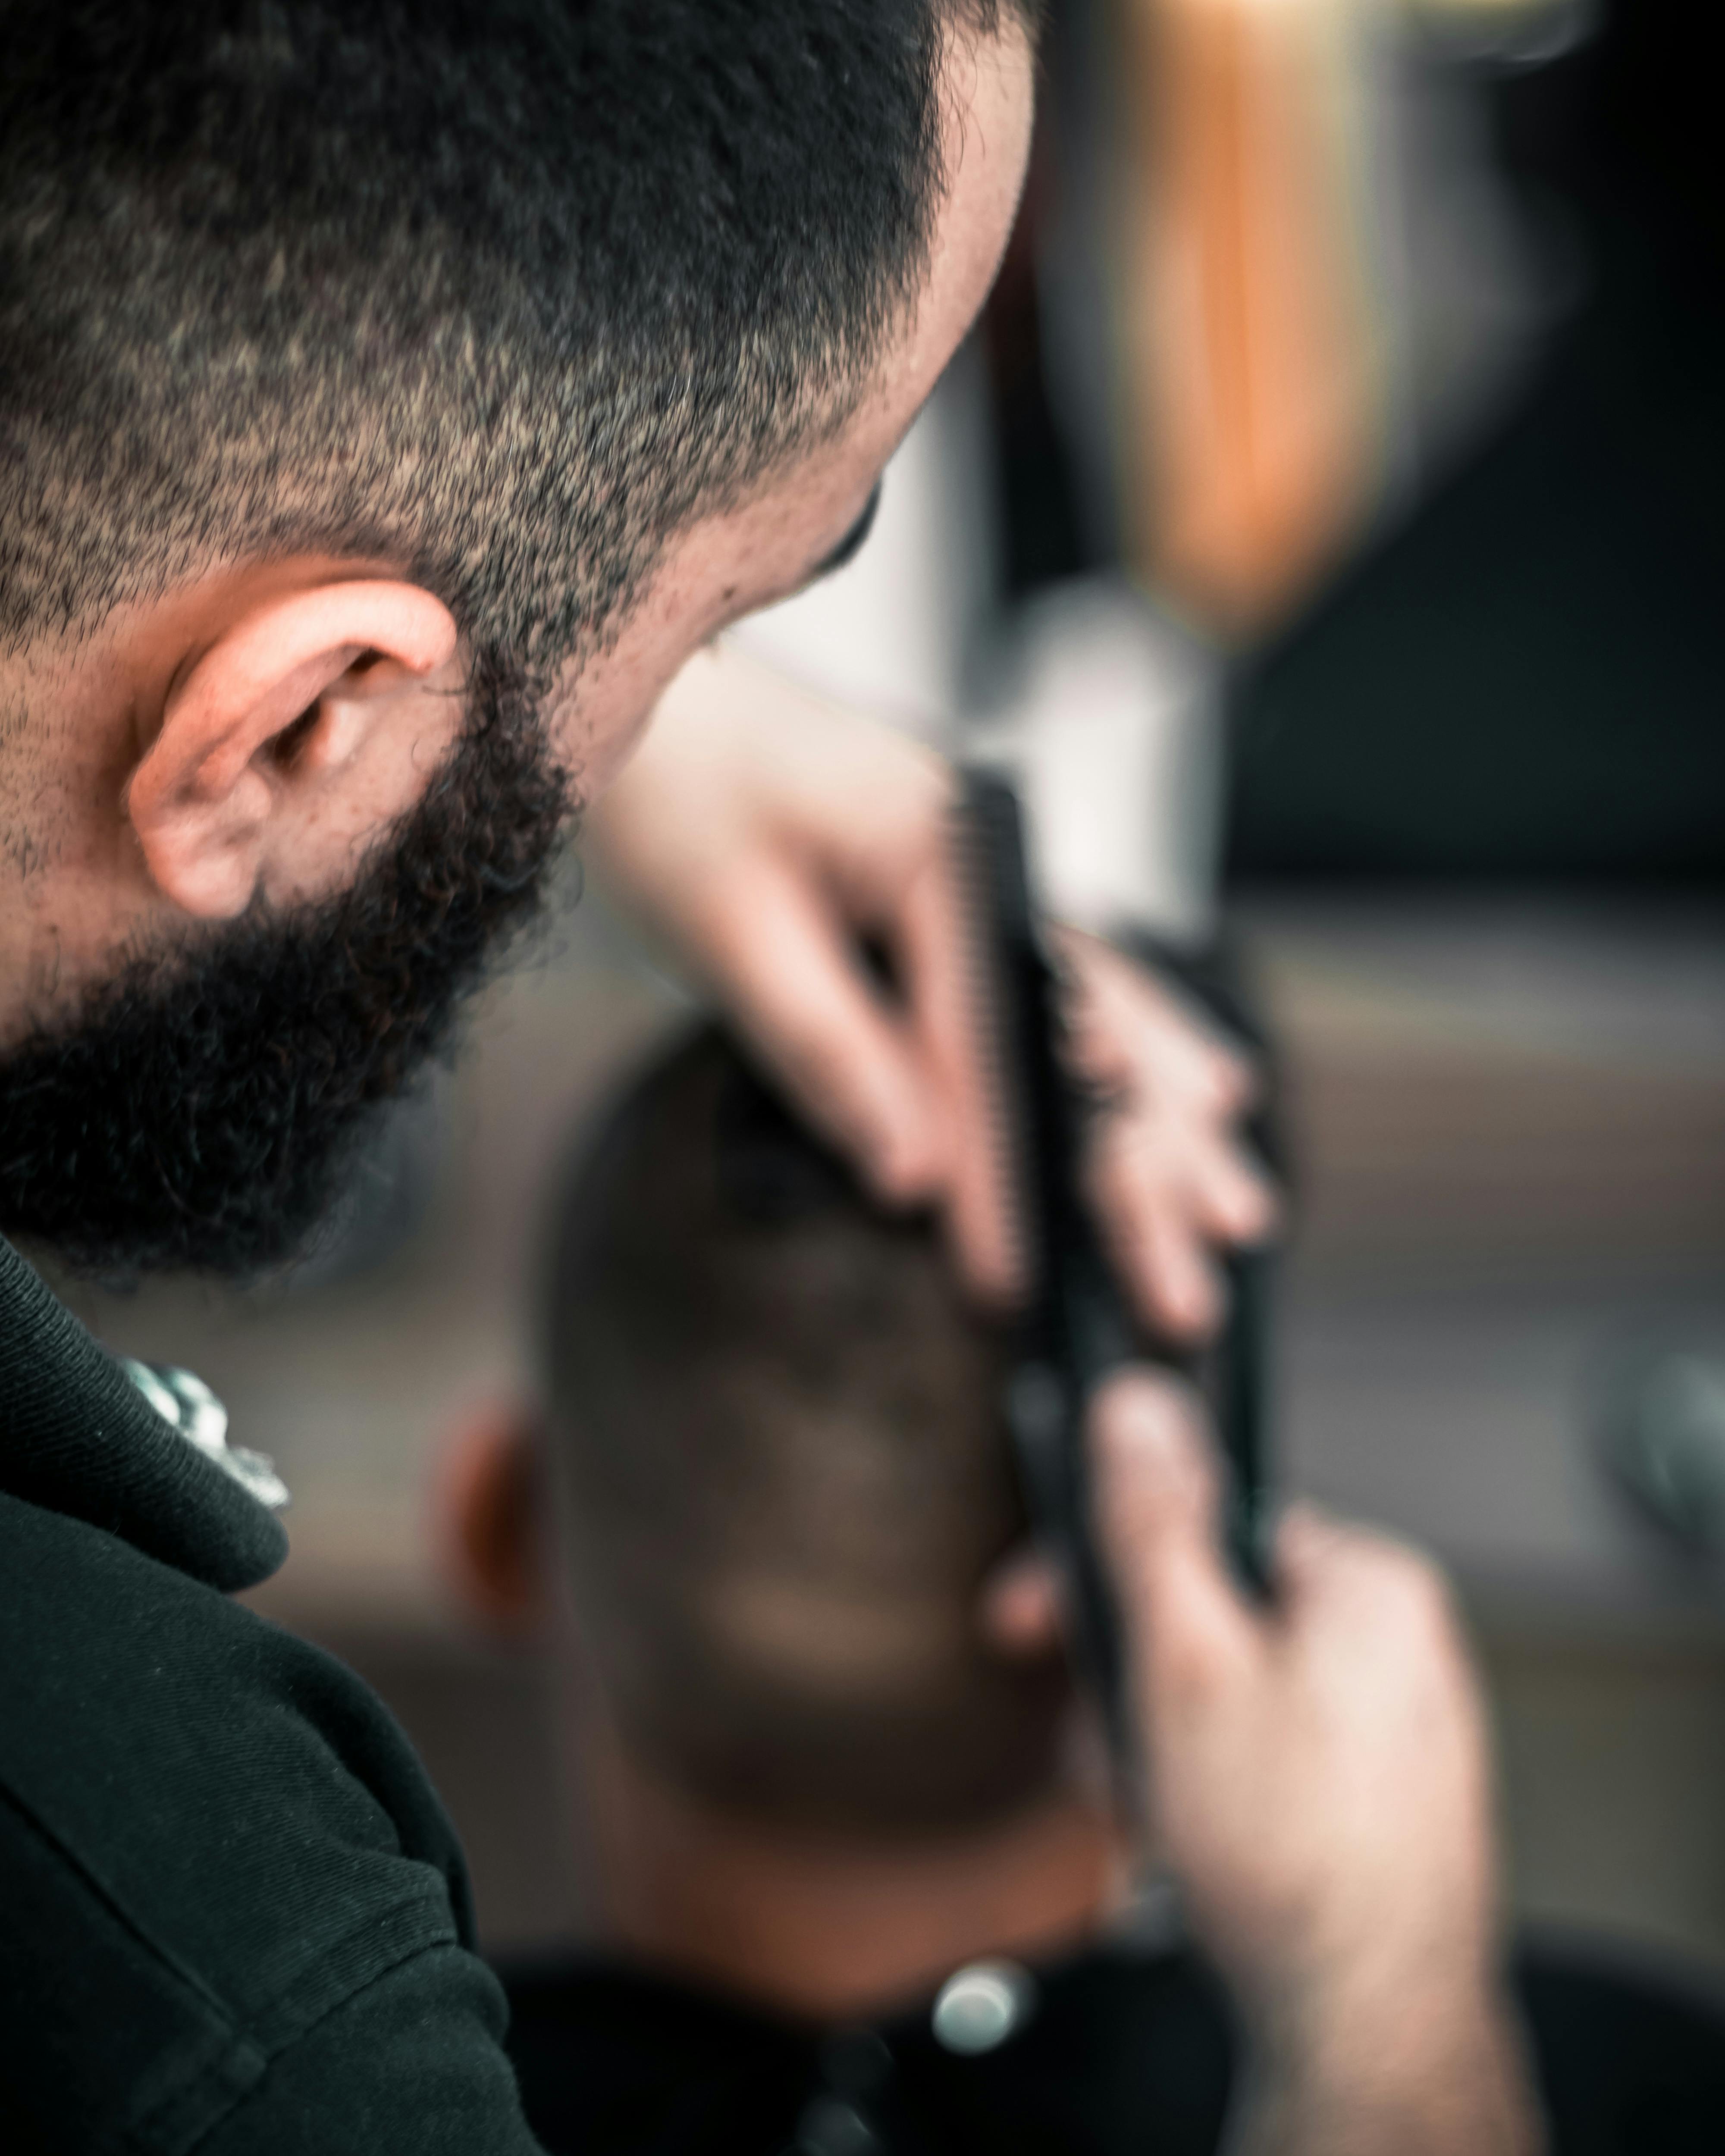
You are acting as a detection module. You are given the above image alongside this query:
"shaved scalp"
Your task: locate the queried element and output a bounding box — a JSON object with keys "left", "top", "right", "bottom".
{"left": 543, "top": 1026, "right": 1066, "bottom": 1833}
{"left": 0, "top": 0, "right": 1031, "bottom": 683}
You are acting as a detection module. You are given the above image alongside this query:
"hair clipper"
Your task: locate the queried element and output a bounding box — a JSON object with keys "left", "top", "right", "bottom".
{"left": 953, "top": 769, "right": 1275, "bottom": 1800}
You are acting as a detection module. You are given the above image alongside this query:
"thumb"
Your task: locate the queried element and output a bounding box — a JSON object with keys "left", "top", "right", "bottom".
{"left": 1092, "top": 1371, "right": 1258, "bottom": 1698}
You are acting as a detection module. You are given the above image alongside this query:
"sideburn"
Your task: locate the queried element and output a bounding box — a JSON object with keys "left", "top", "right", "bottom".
{"left": 0, "top": 653, "right": 574, "bottom": 1278}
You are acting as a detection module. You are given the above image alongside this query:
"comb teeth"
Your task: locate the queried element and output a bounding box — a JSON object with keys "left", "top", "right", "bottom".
{"left": 951, "top": 771, "right": 1140, "bottom": 1802}
{"left": 948, "top": 769, "right": 1040, "bottom": 1304}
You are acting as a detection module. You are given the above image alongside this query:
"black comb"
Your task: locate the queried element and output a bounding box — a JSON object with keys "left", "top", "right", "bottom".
{"left": 953, "top": 770, "right": 1275, "bottom": 1792}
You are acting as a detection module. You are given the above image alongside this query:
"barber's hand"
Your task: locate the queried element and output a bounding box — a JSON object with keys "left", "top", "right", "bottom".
{"left": 585, "top": 643, "right": 1272, "bottom": 1336}
{"left": 1094, "top": 1372, "right": 1537, "bottom": 2155}
{"left": 1056, "top": 924, "right": 1272, "bottom": 1335}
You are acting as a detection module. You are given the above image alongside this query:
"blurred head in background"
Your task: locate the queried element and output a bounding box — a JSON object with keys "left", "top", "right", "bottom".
{"left": 447, "top": 1024, "right": 1121, "bottom": 2016}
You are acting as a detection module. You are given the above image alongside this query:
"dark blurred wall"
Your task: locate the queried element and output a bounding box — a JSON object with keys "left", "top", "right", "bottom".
{"left": 1226, "top": 0, "right": 1725, "bottom": 884}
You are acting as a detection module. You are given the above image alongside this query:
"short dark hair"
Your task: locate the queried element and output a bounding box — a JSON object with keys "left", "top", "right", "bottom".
{"left": 0, "top": 0, "right": 1029, "bottom": 679}
{"left": 541, "top": 1024, "right": 1066, "bottom": 1833}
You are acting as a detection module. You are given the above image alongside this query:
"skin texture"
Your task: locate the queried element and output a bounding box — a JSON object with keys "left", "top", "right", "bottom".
{"left": 0, "top": 555, "right": 470, "bottom": 1028}
{"left": 576, "top": 1731, "right": 1120, "bottom": 2022}
{"left": 128, "top": 581, "right": 461, "bottom": 922}
{"left": 439, "top": 1404, "right": 1126, "bottom": 2022}
{"left": 445, "top": 1385, "right": 1537, "bottom": 2156}
{"left": 1093, "top": 1374, "right": 1540, "bottom": 2156}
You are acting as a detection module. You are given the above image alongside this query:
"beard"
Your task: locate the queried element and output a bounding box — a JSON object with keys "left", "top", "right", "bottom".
{"left": 0, "top": 652, "right": 573, "bottom": 1277}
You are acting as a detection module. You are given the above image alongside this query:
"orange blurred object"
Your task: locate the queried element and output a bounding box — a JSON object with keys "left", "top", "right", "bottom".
{"left": 1120, "top": 0, "right": 1383, "bottom": 635}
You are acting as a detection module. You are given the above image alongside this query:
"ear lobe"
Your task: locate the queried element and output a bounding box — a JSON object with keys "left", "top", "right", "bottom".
{"left": 436, "top": 1399, "right": 550, "bottom": 1637}
{"left": 128, "top": 580, "right": 457, "bottom": 919}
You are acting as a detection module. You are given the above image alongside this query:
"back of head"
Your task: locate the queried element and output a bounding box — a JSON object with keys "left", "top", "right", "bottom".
{"left": 0, "top": 0, "right": 1023, "bottom": 677}
{"left": 542, "top": 1025, "right": 1066, "bottom": 1834}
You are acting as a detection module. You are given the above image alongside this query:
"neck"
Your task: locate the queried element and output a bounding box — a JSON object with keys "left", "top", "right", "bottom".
{"left": 583, "top": 1735, "right": 1124, "bottom": 2023}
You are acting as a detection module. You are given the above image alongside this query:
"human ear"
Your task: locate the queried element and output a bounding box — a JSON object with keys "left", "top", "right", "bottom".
{"left": 434, "top": 1400, "right": 549, "bottom": 1638}
{"left": 127, "top": 580, "right": 458, "bottom": 919}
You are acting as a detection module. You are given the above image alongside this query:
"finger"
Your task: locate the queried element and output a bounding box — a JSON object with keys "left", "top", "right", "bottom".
{"left": 893, "top": 847, "right": 1023, "bottom": 1307}
{"left": 978, "top": 1548, "right": 1065, "bottom": 1657}
{"left": 1186, "top": 1137, "right": 1280, "bottom": 1247}
{"left": 1057, "top": 935, "right": 1278, "bottom": 1339}
{"left": 1089, "top": 1116, "right": 1275, "bottom": 1339}
{"left": 1275, "top": 1501, "right": 1431, "bottom": 1592}
{"left": 1056, "top": 928, "right": 1258, "bottom": 1116}
{"left": 1085, "top": 1125, "right": 1226, "bottom": 1340}
{"left": 1091, "top": 1371, "right": 1258, "bottom": 1699}
{"left": 1272, "top": 1507, "right": 1466, "bottom": 1676}
{"left": 1136, "top": 1208, "right": 1224, "bottom": 1342}
{"left": 712, "top": 859, "right": 943, "bottom": 1200}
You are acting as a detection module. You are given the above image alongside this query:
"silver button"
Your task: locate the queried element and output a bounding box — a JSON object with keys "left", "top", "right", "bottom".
{"left": 930, "top": 1959, "right": 1038, "bottom": 2055}
{"left": 121, "top": 1359, "right": 290, "bottom": 1511}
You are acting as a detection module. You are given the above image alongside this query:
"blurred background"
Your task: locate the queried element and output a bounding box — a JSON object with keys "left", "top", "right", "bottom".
{"left": 47, "top": 0, "right": 1725, "bottom": 1990}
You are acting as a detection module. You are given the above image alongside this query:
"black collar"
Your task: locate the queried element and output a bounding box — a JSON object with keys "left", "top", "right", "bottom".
{"left": 0, "top": 1237, "right": 287, "bottom": 1591}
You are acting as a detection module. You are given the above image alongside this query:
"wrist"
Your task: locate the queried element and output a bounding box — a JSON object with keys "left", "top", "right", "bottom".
{"left": 1241, "top": 1957, "right": 1537, "bottom": 2156}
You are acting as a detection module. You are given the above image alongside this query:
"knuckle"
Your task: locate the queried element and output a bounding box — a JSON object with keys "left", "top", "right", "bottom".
{"left": 1374, "top": 1545, "right": 1460, "bottom": 1641}
{"left": 1196, "top": 1039, "right": 1255, "bottom": 1109}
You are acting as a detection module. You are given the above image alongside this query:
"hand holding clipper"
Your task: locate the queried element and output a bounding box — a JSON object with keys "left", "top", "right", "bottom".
{"left": 952, "top": 769, "right": 1277, "bottom": 1796}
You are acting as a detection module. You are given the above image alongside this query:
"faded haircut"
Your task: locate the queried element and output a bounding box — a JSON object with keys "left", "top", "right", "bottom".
{"left": 541, "top": 1025, "right": 1067, "bottom": 1834}
{"left": 0, "top": 0, "right": 1027, "bottom": 683}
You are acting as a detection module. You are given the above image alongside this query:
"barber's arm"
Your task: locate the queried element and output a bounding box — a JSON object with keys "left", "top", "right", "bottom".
{"left": 1094, "top": 1372, "right": 1540, "bottom": 2156}
{"left": 584, "top": 641, "right": 1273, "bottom": 1339}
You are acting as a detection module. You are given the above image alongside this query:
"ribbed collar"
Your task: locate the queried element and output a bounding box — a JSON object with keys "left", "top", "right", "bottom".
{"left": 0, "top": 1236, "right": 287, "bottom": 1592}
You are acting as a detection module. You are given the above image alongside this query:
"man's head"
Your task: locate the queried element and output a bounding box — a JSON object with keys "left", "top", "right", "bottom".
{"left": 533, "top": 1023, "right": 1069, "bottom": 1834}
{"left": 0, "top": 0, "right": 1035, "bottom": 1272}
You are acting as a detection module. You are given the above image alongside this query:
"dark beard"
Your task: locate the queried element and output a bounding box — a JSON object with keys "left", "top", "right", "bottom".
{"left": 0, "top": 653, "right": 573, "bottom": 1277}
